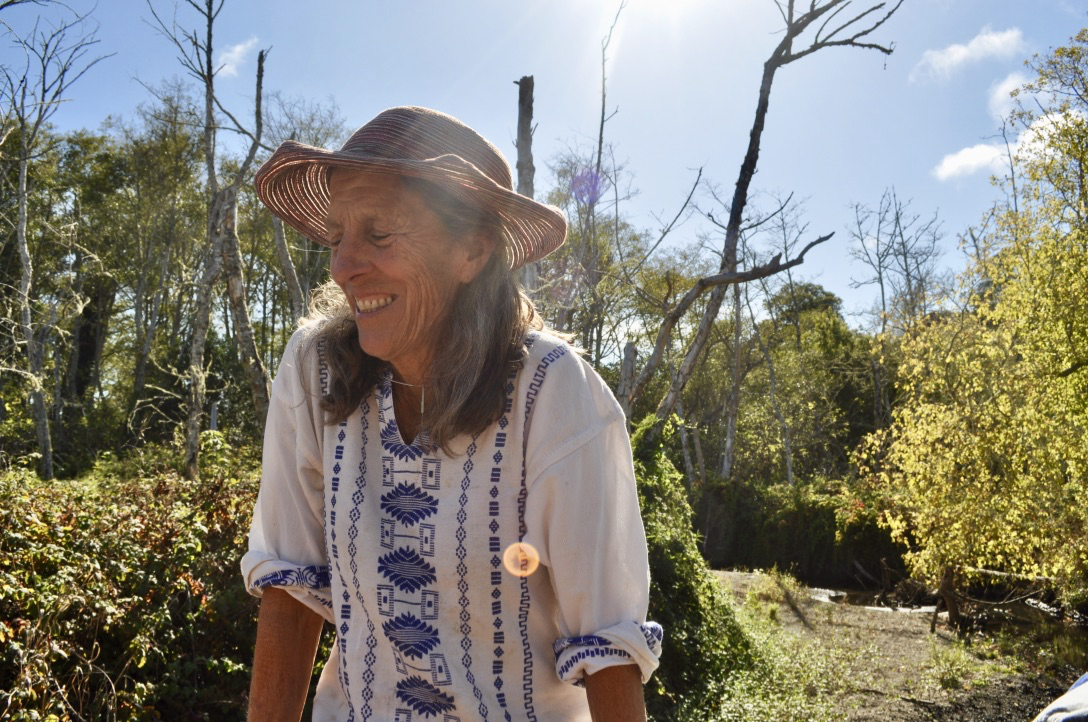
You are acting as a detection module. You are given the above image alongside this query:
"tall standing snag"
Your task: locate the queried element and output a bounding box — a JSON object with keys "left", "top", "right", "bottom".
{"left": 514, "top": 75, "right": 539, "bottom": 293}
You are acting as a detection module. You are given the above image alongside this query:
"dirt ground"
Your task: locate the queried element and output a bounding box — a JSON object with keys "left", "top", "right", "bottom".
{"left": 713, "top": 570, "right": 1083, "bottom": 721}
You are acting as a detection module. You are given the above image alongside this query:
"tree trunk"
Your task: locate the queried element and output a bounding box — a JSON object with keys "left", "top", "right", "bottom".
{"left": 641, "top": 0, "right": 903, "bottom": 436}
{"left": 720, "top": 285, "right": 742, "bottom": 481}
{"left": 131, "top": 237, "right": 173, "bottom": 415}
{"left": 16, "top": 152, "right": 53, "bottom": 479}
{"left": 677, "top": 399, "right": 696, "bottom": 491}
{"left": 616, "top": 340, "right": 637, "bottom": 418}
{"left": 514, "top": 75, "right": 539, "bottom": 293}
{"left": 272, "top": 216, "right": 305, "bottom": 324}
{"left": 652, "top": 50, "right": 781, "bottom": 431}
{"left": 932, "top": 566, "right": 961, "bottom": 633}
{"left": 220, "top": 188, "right": 271, "bottom": 426}
{"left": 692, "top": 425, "right": 707, "bottom": 487}
{"left": 184, "top": 221, "right": 225, "bottom": 480}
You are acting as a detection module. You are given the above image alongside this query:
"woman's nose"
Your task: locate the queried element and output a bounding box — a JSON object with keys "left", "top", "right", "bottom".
{"left": 330, "top": 236, "right": 374, "bottom": 284}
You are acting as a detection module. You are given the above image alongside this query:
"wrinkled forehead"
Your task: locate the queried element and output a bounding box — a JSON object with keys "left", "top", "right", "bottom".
{"left": 325, "top": 169, "right": 420, "bottom": 220}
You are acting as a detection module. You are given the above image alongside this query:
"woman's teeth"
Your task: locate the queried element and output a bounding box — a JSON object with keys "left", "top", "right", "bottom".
{"left": 355, "top": 296, "right": 393, "bottom": 313}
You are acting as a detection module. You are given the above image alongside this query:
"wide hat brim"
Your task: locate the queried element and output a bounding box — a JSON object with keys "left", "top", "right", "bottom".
{"left": 255, "top": 139, "right": 567, "bottom": 270}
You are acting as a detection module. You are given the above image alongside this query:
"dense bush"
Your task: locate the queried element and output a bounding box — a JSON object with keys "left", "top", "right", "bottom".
{"left": 696, "top": 475, "right": 906, "bottom": 587}
{"left": 632, "top": 417, "right": 759, "bottom": 719}
{"left": 0, "top": 434, "right": 261, "bottom": 720}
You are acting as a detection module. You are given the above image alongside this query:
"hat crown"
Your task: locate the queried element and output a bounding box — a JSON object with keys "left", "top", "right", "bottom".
{"left": 340, "top": 106, "right": 513, "bottom": 192}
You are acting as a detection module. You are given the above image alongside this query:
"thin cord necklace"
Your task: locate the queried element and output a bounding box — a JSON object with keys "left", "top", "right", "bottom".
{"left": 389, "top": 377, "right": 427, "bottom": 414}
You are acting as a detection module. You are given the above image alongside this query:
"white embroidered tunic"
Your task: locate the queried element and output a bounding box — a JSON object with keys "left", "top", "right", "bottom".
{"left": 242, "top": 327, "right": 662, "bottom": 721}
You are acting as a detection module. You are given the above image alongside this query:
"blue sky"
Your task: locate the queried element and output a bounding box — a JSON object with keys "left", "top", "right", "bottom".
{"left": 4, "top": 0, "right": 1085, "bottom": 321}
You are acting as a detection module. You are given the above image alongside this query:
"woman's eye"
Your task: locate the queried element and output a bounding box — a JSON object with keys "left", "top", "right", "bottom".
{"left": 370, "top": 233, "right": 393, "bottom": 246}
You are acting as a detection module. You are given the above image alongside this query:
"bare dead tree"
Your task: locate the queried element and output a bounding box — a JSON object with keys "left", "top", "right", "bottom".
{"left": 551, "top": 0, "right": 624, "bottom": 350}
{"left": 1, "top": 8, "right": 109, "bottom": 478}
{"left": 147, "top": 0, "right": 269, "bottom": 478}
{"left": 850, "top": 187, "right": 942, "bottom": 428}
{"left": 514, "top": 75, "right": 540, "bottom": 294}
{"left": 630, "top": 0, "right": 904, "bottom": 440}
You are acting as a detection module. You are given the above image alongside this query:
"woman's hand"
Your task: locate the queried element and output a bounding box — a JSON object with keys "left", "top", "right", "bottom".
{"left": 248, "top": 587, "right": 324, "bottom": 722}
{"left": 585, "top": 663, "right": 647, "bottom": 722}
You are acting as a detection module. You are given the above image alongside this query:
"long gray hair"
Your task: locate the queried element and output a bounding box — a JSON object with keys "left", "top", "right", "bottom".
{"left": 302, "top": 175, "right": 550, "bottom": 453}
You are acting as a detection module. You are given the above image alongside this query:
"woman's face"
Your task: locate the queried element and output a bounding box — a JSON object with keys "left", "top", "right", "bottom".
{"left": 326, "top": 170, "right": 493, "bottom": 382}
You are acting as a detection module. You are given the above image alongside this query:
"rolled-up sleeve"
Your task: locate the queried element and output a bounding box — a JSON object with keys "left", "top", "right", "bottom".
{"left": 240, "top": 328, "right": 333, "bottom": 622}
{"left": 522, "top": 352, "right": 663, "bottom": 686}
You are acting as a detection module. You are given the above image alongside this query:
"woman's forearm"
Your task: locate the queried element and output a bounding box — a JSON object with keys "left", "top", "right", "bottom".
{"left": 585, "top": 663, "right": 647, "bottom": 722}
{"left": 248, "top": 587, "right": 325, "bottom": 722}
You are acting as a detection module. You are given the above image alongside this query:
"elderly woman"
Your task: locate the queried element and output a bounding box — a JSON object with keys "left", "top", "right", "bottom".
{"left": 241, "top": 107, "right": 661, "bottom": 721}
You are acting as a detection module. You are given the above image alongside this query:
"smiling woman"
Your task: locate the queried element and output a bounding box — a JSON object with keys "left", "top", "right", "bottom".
{"left": 325, "top": 171, "right": 494, "bottom": 431}
{"left": 241, "top": 106, "right": 663, "bottom": 722}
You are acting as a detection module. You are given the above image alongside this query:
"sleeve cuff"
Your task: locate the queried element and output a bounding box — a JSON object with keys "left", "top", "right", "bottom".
{"left": 242, "top": 551, "right": 334, "bottom": 622}
{"left": 553, "top": 621, "right": 664, "bottom": 686}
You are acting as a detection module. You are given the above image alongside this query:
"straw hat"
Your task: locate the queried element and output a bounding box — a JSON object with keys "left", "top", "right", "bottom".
{"left": 255, "top": 106, "right": 566, "bottom": 269}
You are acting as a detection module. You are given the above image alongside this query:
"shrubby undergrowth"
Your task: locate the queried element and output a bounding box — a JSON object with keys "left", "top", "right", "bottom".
{"left": 0, "top": 433, "right": 261, "bottom": 721}
{"left": 635, "top": 418, "right": 843, "bottom": 721}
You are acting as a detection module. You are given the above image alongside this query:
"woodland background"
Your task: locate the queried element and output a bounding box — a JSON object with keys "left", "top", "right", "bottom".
{"left": 1, "top": 0, "right": 1086, "bottom": 719}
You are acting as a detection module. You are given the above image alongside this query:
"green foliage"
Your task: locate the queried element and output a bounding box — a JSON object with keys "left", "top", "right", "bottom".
{"left": 862, "top": 28, "right": 1088, "bottom": 604}
{"left": 632, "top": 416, "right": 760, "bottom": 718}
{"left": 0, "top": 436, "right": 261, "bottom": 720}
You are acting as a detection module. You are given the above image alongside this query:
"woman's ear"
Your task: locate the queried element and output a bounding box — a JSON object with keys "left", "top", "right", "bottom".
{"left": 457, "top": 231, "right": 498, "bottom": 283}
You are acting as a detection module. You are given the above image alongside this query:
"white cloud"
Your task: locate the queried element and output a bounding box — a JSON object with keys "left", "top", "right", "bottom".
{"left": 931, "top": 111, "right": 1087, "bottom": 181}
{"left": 216, "top": 37, "right": 259, "bottom": 78}
{"left": 910, "top": 27, "right": 1026, "bottom": 83}
{"left": 932, "top": 143, "right": 1005, "bottom": 181}
{"left": 988, "top": 71, "right": 1028, "bottom": 121}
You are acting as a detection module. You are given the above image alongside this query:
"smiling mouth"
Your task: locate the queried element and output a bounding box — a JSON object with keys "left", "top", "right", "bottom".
{"left": 355, "top": 295, "right": 394, "bottom": 313}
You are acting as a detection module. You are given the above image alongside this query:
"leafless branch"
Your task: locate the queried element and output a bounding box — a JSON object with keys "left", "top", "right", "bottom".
{"left": 631, "top": 232, "right": 833, "bottom": 406}
{"left": 632, "top": 167, "right": 702, "bottom": 273}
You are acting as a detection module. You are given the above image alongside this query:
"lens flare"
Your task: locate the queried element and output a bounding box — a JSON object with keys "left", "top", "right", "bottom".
{"left": 502, "top": 542, "right": 540, "bottom": 578}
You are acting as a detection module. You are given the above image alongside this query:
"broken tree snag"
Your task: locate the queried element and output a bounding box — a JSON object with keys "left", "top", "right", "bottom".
{"left": 514, "top": 75, "right": 535, "bottom": 199}
{"left": 514, "top": 75, "right": 539, "bottom": 293}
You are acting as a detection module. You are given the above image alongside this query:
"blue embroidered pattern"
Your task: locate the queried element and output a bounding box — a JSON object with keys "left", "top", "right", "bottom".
{"left": 380, "top": 482, "right": 439, "bottom": 526}
{"left": 250, "top": 564, "right": 330, "bottom": 592}
{"left": 377, "top": 373, "right": 458, "bottom": 717}
{"left": 378, "top": 547, "right": 438, "bottom": 593}
{"left": 383, "top": 613, "right": 441, "bottom": 659}
{"left": 319, "top": 340, "right": 362, "bottom": 721}
{"left": 517, "top": 336, "right": 566, "bottom": 719}
{"left": 641, "top": 622, "right": 665, "bottom": 653}
{"left": 395, "top": 676, "right": 457, "bottom": 717}
{"left": 552, "top": 634, "right": 613, "bottom": 657}
{"left": 354, "top": 395, "right": 379, "bottom": 719}
{"left": 487, "top": 365, "right": 519, "bottom": 721}
{"left": 455, "top": 437, "right": 490, "bottom": 720}
{"left": 381, "top": 417, "right": 424, "bottom": 461}
{"left": 556, "top": 647, "right": 634, "bottom": 681}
